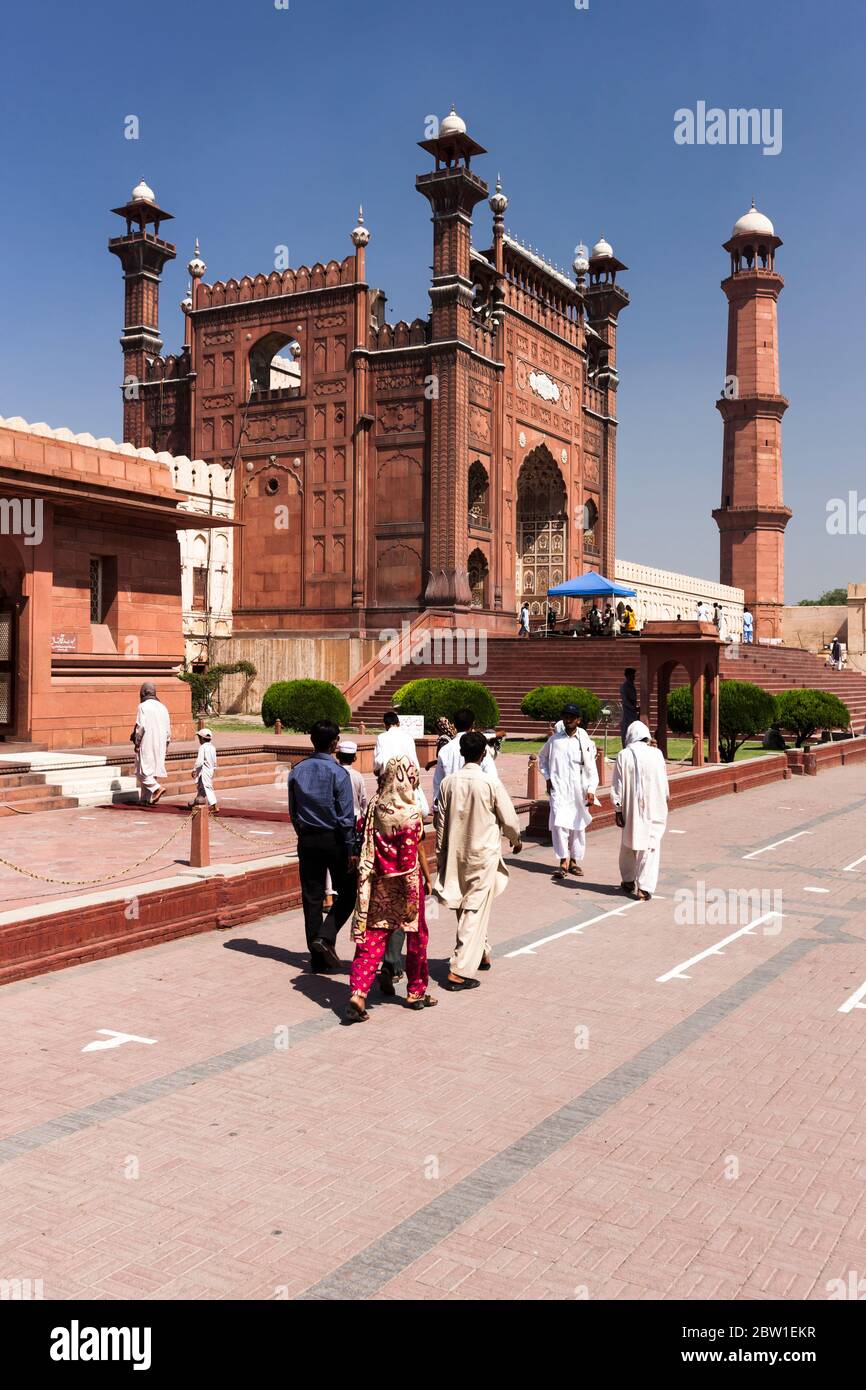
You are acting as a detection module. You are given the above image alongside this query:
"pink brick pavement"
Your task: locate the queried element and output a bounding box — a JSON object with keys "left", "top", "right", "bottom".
{"left": 0, "top": 763, "right": 865, "bottom": 1300}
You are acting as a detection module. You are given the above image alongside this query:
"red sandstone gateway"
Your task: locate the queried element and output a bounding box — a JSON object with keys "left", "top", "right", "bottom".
{"left": 107, "top": 112, "right": 627, "bottom": 637}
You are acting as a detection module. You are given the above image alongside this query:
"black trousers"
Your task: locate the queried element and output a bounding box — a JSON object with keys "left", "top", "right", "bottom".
{"left": 296, "top": 830, "right": 357, "bottom": 954}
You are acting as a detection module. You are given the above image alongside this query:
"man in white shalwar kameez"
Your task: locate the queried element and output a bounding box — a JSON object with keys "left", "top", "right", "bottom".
{"left": 434, "top": 731, "right": 522, "bottom": 990}
{"left": 132, "top": 682, "right": 171, "bottom": 805}
{"left": 538, "top": 704, "right": 599, "bottom": 880}
{"left": 611, "top": 720, "right": 670, "bottom": 900}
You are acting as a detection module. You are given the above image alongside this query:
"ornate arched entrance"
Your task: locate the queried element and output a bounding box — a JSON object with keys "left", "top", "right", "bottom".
{"left": 468, "top": 548, "right": 489, "bottom": 609}
{"left": 0, "top": 563, "right": 22, "bottom": 736}
{"left": 516, "top": 447, "right": 567, "bottom": 617}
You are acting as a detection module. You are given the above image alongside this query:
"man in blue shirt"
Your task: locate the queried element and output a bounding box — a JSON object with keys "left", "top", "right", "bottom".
{"left": 288, "top": 720, "right": 359, "bottom": 972}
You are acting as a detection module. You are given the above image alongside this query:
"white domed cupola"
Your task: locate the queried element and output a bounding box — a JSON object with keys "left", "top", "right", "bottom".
{"left": 724, "top": 200, "right": 782, "bottom": 274}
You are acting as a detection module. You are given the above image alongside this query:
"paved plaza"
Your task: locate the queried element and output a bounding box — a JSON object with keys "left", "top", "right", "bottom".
{"left": 0, "top": 767, "right": 865, "bottom": 1301}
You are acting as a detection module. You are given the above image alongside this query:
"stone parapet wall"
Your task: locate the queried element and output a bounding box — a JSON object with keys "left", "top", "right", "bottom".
{"left": 781, "top": 604, "right": 846, "bottom": 653}
{"left": 615, "top": 559, "right": 744, "bottom": 634}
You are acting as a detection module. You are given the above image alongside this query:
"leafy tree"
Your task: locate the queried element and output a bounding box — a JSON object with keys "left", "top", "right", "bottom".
{"left": 393, "top": 678, "right": 499, "bottom": 732}
{"left": 775, "top": 689, "right": 850, "bottom": 747}
{"left": 520, "top": 684, "right": 601, "bottom": 725}
{"left": 261, "top": 679, "right": 350, "bottom": 732}
{"left": 667, "top": 679, "right": 778, "bottom": 763}
{"left": 180, "top": 660, "right": 257, "bottom": 715}
{"left": 797, "top": 588, "right": 847, "bottom": 607}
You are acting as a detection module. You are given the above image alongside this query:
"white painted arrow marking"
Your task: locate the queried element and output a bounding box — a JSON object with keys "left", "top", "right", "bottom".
{"left": 81, "top": 1030, "right": 157, "bottom": 1053}
{"left": 656, "top": 912, "right": 783, "bottom": 983}
{"left": 839, "top": 980, "right": 866, "bottom": 1015}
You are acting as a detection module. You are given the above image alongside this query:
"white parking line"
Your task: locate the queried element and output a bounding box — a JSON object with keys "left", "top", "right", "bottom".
{"left": 803, "top": 886, "right": 830, "bottom": 894}
{"left": 669, "top": 829, "right": 686, "bottom": 835}
{"left": 656, "top": 912, "right": 783, "bottom": 983}
{"left": 842, "top": 853, "right": 866, "bottom": 873}
{"left": 742, "top": 831, "right": 811, "bottom": 860}
{"left": 839, "top": 979, "right": 866, "bottom": 1014}
{"left": 506, "top": 899, "right": 646, "bottom": 957}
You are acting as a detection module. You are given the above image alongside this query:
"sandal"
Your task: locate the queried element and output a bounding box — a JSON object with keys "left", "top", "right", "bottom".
{"left": 568, "top": 861, "right": 584, "bottom": 877}
{"left": 405, "top": 993, "right": 438, "bottom": 1010}
{"left": 342, "top": 998, "right": 369, "bottom": 1024}
{"left": 552, "top": 868, "right": 566, "bottom": 882}
{"left": 479, "top": 954, "right": 492, "bottom": 971}
{"left": 378, "top": 970, "right": 396, "bottom": 997}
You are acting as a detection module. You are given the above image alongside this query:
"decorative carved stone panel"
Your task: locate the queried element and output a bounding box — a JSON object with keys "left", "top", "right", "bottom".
{"left": 469, "top": 406, "right": 490, "bottom": 443}
{"left": 247, "top": 410, "right": 305, "bottom": 443}
{"left": 379, "top": 400, "right": 421, "bottom": 433}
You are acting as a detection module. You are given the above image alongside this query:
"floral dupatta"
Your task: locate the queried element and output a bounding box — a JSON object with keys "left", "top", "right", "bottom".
{"left": 352, "top": 755, "right": 423, "bottom": 942}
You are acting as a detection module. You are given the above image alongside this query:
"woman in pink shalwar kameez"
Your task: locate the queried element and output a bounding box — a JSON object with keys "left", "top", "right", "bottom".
{"left": 344, "top": 756, "right": 436, "bottom": 1023}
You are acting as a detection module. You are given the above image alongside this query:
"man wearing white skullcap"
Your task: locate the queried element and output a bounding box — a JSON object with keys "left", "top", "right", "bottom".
{"left": 611, "top": 721, "right": 670, "bottom": 900}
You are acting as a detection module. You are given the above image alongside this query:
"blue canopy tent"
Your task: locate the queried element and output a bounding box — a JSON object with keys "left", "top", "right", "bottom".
{"left": 547, "top": 570, "right": 637, "bottom": 599}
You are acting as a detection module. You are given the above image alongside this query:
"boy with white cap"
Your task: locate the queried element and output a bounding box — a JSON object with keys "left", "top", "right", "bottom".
{"left": 192, "top": 728, "right": 219, "bottom": 813}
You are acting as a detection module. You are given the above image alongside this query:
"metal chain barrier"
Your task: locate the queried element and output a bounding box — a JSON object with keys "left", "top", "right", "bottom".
{"left": 0, "top": 811, "right": 196, "bottom": 887}
{"left": 211, "top": 815, "right": 295, "bottom": 850}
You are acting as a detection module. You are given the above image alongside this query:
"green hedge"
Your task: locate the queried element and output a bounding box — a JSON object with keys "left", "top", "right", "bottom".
{"left": 775, "top": 689, "right": 850, "bottom": 747}
{"left": 261, "top": 679, "right": 350, "bottom": 732}
{"left": 392, "top": 678, "right": 499, "bottom": 732}
{"left": 520, "top": 684, "right": 601, "bottom": 725}
{"left": 667, "top": 678, "right": 777, "bottom": 763}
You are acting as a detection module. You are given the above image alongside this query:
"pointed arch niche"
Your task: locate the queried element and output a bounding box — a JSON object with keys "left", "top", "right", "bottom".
{"left": 516, "top": 446, "right": 567, "bottom": 617}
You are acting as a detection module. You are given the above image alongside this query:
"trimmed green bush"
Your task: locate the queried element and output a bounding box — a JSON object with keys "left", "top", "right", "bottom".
{"left": 667, "top": 679, "right": 778, "bottom": 763}
{"left": 261, "top": 679, "right": 350, "bottom": 732}
{"left": 775, "top": 689, "right": 850, "bottom": 747}
{"left": 392, "top": 678, "right": 499, "bottom": 732}
{"left": 520, "top": 684, "right": 601, "bottom": 725}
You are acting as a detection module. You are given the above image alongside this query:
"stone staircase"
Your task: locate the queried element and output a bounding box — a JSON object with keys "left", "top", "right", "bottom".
{"left": 352, "top": 636, "right": 866, "bottom": 737}
{"left": 0, "top": 747, "right": 289, "bottom": 817}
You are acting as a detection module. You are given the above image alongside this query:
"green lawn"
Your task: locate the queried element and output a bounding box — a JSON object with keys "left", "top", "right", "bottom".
{"left": 501, "top": 736, "right": 776, "bottom": 764}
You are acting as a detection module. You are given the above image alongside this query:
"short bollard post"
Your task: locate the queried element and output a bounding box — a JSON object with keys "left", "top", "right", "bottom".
{"left": 359, "top": 721, "right": 366, "bottom": 735}
{"left": 197, "top": 715, "right": 205, "bottom": 732}
{"left": 596, "top": 747, "right": 606, "bottom": 786}
{"left": 190, "top": 803, "right": 210, "bottom": 868}
{"left": 527, "top": 754, "right": 541, "bottom": 801}
{"left": 274, "top": 718, "right": 282, "bottom": 736}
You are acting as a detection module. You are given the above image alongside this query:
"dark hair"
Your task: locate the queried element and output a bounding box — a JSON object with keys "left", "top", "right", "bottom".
{"left": 624, "top": 667, "right": 636, "bottom": 679}
{"left": 336, "top": 750, "right": 356, "bottom": 765}
{"left": 459, "top": 730, "right": 488, "bottom": 763}
{"left": 310, "top": 720, "right": 340, "bottom": 752}
{"left": 453, "top": 706, "right": 475, "bottom": 733}
{"left": 383, "top": 710, "right": 400, "bottom": 728}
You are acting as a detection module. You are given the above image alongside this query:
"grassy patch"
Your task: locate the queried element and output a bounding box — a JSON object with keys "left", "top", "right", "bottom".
{"left": 500, "top": 736, "right": 776, "bottom": 764}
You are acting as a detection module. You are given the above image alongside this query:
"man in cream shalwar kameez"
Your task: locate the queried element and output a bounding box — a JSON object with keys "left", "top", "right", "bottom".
{"left": 611, "top": 720, "right": 670, "bottom": 900}
{"left": 434, "top": 731, "right": 522, "bottom": 989}
{"left": 538, "top": 705, "right": 599, "bottom": 879}
{"left": 132, "top": 682, "right": 171, "bottom": 805}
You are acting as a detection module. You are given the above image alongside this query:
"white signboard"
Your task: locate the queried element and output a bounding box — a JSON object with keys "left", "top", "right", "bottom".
{"left": 398, "top": 715, "right": 424, "bottom": 740}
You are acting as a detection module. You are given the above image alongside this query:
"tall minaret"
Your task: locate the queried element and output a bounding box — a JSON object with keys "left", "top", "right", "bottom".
{"left": 108, "top": 180, "right": 176, "bottom": 445}
{"left": 416, "top": 106, "right": 489, "bottom": 607}
{"left": 713, "top": 203, "right": 791, "bottom": 641}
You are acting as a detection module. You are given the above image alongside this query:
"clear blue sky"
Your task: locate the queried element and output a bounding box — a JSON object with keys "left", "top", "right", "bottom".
{"left": 1, "top": 0, "right": 863, "bottom": 601}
